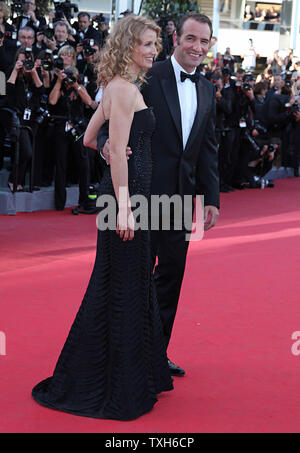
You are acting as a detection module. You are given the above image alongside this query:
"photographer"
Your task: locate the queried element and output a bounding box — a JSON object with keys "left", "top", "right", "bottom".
{"left": 4, "top": 46, "right": 44, "bottom": 191}
{"left": 48, "top": 45, "right": 93, "bottom": 211}
{"left": 44, "top": 20, "right": 76, "bottom": 55}
{"left": 266, "top": 87, "right": 300, "bottom": 173}
{"left": 74, "top": 12, "right": 101, "bottom": 52}
{"left": 0, "top": 0, "right": 16, "bottom": 63}
{"left": 210, "top": 72, "right": 233, "bottom": 192}
{"left": 228, "top": 70, "right": 256, "bottom": 188}
{"left": 12, "top": 0, "right": 46, "bottom": 34}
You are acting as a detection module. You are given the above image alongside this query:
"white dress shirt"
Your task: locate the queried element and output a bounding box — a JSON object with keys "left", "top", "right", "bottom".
{"left": 171, "top": 54, "right": 198, "bottom": 150}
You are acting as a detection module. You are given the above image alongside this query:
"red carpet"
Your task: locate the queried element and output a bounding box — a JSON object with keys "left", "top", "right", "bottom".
{"left": 1, "top": 178, "right": 300, "bottom": 433}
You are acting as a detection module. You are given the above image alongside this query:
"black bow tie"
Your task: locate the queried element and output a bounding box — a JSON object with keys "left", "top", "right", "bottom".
{"left": 180, "top": 71, "right": 199, "bottom": 83}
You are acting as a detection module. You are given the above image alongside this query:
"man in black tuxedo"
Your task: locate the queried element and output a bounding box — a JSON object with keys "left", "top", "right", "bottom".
{"left": 13, "top": 0, "right": 46, "bottom": 34}
{"left": 100, "top": 13, "right": 219, "bottom": 377}
{"left": 74, "top": 12, "right": 102, "bottom": 46}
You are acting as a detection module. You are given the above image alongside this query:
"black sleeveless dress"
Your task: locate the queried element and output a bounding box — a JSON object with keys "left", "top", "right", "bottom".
{"left": 32, "top": 108, "right": 173, "bottom": 421}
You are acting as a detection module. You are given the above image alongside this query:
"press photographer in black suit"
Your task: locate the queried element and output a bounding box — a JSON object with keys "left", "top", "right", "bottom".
{"left": 4, "top": 47, "right": 45, "bottom": 191}
{"left": 210, "top": 72, "right": 233, "bottom": 192}
{"left": 12, "top": 0, "right": 46, "bottom": 34}
{"left": 48, "top": 45, "right": 94, "bottom": 211}
{"left": 44, "top": 20, "right": 76, "bottom": 55}
{"left": 74, "top": 12, "right": 102, "bottom": 49}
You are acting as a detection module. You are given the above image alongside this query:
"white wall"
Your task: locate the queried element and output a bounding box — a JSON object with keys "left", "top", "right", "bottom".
{"left": 217, "top": 28, "right": 280, "bottom": 57}
{"left": 73, "top": 0, "right": 112, "bottom": 14}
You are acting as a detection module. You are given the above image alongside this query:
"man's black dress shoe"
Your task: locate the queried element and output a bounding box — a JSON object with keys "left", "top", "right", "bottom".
{"left": 168, "top": 359, "right": 185, "bottom": 377}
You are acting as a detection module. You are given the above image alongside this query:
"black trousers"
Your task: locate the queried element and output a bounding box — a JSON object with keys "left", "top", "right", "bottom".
{"left": 8, "top": 122, "right": 38, "bottom": 186}
{"left": 150, "top": 204, "right": 193, "bottom": 350}
{"left": 53, "top": 124, "right": 90, "bottom": 210}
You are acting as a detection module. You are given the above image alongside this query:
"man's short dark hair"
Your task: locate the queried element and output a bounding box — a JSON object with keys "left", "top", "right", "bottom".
{"left": 176, "top": 13, "right": 213, "bottom": 40}
{"left": 54, "top": 21, "right": 68, "bottom": 31}
{"left": 78, "top": 12, "right": 91, "bottom": 20}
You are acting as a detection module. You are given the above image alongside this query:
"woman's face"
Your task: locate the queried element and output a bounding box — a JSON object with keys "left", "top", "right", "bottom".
{"left": 130, "top": 28, "right": 158, "bottom": 73}
{"left": 60, "top": 53, "right": 74, "bottom": 68}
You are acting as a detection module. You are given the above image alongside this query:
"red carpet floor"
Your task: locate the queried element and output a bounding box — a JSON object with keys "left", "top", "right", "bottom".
{"left": 1, "top": 178, "right": 300, "bottom": 433}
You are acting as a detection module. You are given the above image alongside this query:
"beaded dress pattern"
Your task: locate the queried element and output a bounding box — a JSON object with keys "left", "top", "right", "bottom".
{"left": 32, "top": 107, "right": 173, "bottom": 420}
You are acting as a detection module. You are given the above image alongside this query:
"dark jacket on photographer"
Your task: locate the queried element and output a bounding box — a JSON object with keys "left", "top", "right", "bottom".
{"left": 12, "top": 14, "right": 47, "bottom": 34}
{"left": 228, "top": 85, "right": 255, "bottom": 128}
{"left": 48, "top": 74, "right": 91, "bottom": 211}
{"left": 5, "top": 74, "right": 45, "bottom": 126}
{"left": 266, "top": 93, "right": 291, "bottom": 131}
{"left": 216, "top": 87, "right": 232, "bottom": 134}
{"left": 74, "top": 25, "right": 102, "bottom": 47}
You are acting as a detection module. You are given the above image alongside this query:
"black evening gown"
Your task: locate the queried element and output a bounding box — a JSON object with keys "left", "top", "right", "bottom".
{"left": 32, "top": 107, "right": 173, "bottom": 420}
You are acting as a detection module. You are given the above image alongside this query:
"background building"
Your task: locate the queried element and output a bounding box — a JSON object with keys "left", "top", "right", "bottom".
{"left": 77, "top": 0, "right": 299, "bottom": 57}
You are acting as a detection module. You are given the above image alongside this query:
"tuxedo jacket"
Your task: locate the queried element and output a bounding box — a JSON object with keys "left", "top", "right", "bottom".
{"left": 97, "top": 59, "right": 220, "bottom": 208}
{"left": 141, "top": 59, "right": 219, "bottom": 208}
{"left": 74, "top": 25, "right": 102, "bottom": 46}
{"left": 13, "top": 15, "right": 46, "bottom": 33}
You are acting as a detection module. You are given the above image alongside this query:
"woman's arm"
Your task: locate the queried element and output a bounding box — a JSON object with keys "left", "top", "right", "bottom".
{"left": 49, "top": 71, "right": 65, "bottom": 105}
{"left": 73, "top": 81, "right": 93, "bottom": 107}
{"left": 7, "top": 60, "right": 23, "bottom": 84}
{"left": 83, "top": 100, "right": 106, "bottom": 150}
{"left": 108, "top": 83, "right": 137, "bottom": 240}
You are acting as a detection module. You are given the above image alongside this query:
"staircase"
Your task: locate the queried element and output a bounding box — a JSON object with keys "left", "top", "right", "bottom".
{"left": 198, "top": 0, "right": 213, "bottom": 18}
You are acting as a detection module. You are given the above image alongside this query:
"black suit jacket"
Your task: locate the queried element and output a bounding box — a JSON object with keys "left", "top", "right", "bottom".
{"left": 13, "top": 15, "right": 46, "bottom": 33}
{"left": 74, "top": 25, "right": 102, "bottom": 46}
{"left": 142, "top": 59, "right": 219, "bottom": 208}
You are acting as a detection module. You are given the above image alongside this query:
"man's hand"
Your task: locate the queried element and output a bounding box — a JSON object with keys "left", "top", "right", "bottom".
{"left": 44, "top": 36, "right": 57, "bottom": 51}
{"left": 293, "top": 111, "right": 300, "bottom": 122}
{"left": 204, "top": 205, "right": 219, "bottom": 231}
{"left": 101, "top": 139, "right": 132, "bottom": 165}
{"left": 28, "top": 10, "right": 37, "bottom": 24}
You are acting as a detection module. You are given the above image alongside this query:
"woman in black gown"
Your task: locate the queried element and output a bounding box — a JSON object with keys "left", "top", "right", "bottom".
{"left": 32, "top": 14, "right": 173, "bottom": 421}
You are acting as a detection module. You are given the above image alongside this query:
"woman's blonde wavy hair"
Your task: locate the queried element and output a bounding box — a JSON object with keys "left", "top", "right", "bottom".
{"left": 96, "top": 14, "right": 162, "bottom": 88}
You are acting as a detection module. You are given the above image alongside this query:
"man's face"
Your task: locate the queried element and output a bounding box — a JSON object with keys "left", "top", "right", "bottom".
{"left": 78, "top": 15, "right": 90, "bottom": 31}
{"left": 55, "top": 25, "right": 68, "bottom": 43}
{"left": 19, "top": 30, "right": 35, "bottom": 47}
{"left": 274, "top": 75, "right": 282, "bottom": 88}
{"left": 24, "top": 0, "right": 36, "bottom": 14}
{"left": 236, "top": 72, "right": 244, "bottom": 82}
{"left": 166, "top": 21, "right": 175, "bottom": 35}
{"left": 173, "top": 19, "right": 211, "bottom": 73}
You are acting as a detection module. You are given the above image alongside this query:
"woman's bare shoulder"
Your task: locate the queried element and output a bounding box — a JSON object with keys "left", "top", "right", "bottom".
{"left": 105, "top": 76, "right": 138, "bottom": 109}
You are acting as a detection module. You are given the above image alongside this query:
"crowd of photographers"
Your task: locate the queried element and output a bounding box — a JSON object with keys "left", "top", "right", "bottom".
{"left": 0, "top": 4, "right": 300, "bottom": 215}
{"left": 0, "top": 0, "right": 109, "bottom": 213}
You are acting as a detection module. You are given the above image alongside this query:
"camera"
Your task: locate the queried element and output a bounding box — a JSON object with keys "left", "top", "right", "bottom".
{"left": 23, "top": 47, "right": 34, "bottom": 70}
{"left": 243, "top": 82, "right": 251, "bottom": 91}
{"left": 0, "top": 30, "right": 17, "bottom": 40}
{"left": 285, "top": 101, "right": 300, "bottom": 114}
{"left": 68, "top": 119, "right": 86, "bottom": 141}
{"left": 81, "top": 38, "right": 96, "bottom": 57}
{"left": 244, "top": 130, "right": 261, "bottom": 154}
{"left": 267, "top": 143, "right": 276, "bottom": 153}
{"left": 51, "top": 0, "right": 79, "bottom": 21}
{"left": 11, "top": 0, "right": 29, "bottom": 15}
{"left": 35, "top": 94, "right": 50, "bottom": 124}
{"left": 35, "top": 107, "right": 50, "bottom": 124}
{"left": 53, "top": 55, "right": 64, "bottom": 70}
{"left": 93, "top": 13, "right": 106, "bottom": 24}
{"left": 38, "top": 26, "right": 55, "bottom": 40}
{"left": 63, "top": 67, "right": 77, "bottom": 86}
{"left": 40, "top": 49, "right": 54, "bottom": 71}
{"left": 253, "top": 120, "right": 268, "bottom": 135}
